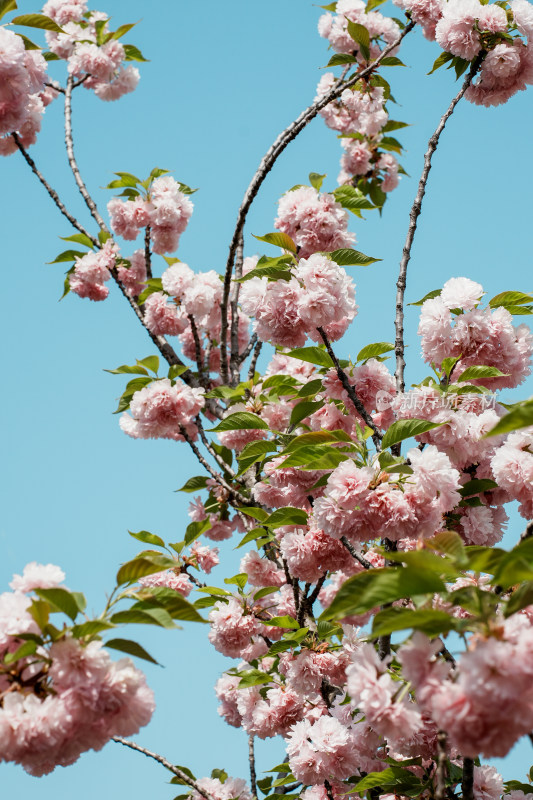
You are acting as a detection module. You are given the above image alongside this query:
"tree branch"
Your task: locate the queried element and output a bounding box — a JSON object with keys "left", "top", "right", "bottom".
{"left": 144, "top": 225, "right": 152, "bottom": 280}
{"left": 435, "top": 731, "right": 448, "bottom": 800}
{"left": 220, "top": 22, "right": 415, "bottom": 379}
{"left": 317, "top": 326, "right": 382, "bottom": 449}
{"left": 394, "top": 57, "right": 481, "bottom": 394}
{"left": 112, "top": 736, "right": 217, "bottom": 800}
{"left": 178, "top": 424, "right": 249, "bottom": 506}
{"left": 247, "top": 340, "right": 263, "bottom": 381}
{"left": 239, "top": 333, "right": 258, "bottom": 365}
{"left": 248, "top": 735, "right": 257, "bottom": 800}
{"left": 64, "top": 76, "right": 109, "bottom": 231}
{"left": 341, "top": 537, "right": 373, "bottom": 569}
{"left": 228, "top": 231, "right": 244, "bottom": 385}
{"left": 13, "top": 134, "right": 96, "bottom": 244}
{"left": 462, "top": 757, "right": 475, "bottom": 800}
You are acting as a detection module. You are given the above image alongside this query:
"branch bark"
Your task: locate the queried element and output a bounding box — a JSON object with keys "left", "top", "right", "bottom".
{"left": 317, "top": 326, "right": 382, "bottom": 449}
{"left": 220, "top": 22, "right": 415, "bottom": 379}
{"left": 435, "top": 731, "right": 448, "bottom": 800}
{"left": 462, "top": 757, "right": 475, "bottom": 800}
{"left": 394, "top": 58, "right": 481, "bottom": 394}
{"left": 340, "top": 537, "right": 373, "bottom": 569}
{"left": 248, "top": 735, "right": 257, "bottom": 800}
{"left": 112, "top": 736, "right": 217, "bottom": 800}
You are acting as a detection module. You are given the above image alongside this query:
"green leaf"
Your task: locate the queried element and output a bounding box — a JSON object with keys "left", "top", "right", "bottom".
{"left": 427, "top": 531, "right": 466, "bottom": 562}
{"left": 489, "top": 290, "right": 533, "bottom": 309}
{"left": 325, "top": 53, "right": 357, "bottom": 67}
{"left": 484, "top": 399, "right": 533, "bottom": 437}
{"left": 224, "top": 573, "right": 248, "bottom": 589}
{"left": 281, "top": 430, "right": 352, "bottom": 452}
{"left": 139, "top": 588, "right": 206, "bottom": 623}
{"left": 297, "top": 379, "right": 324, "bottom": 398}
{"left": 17, "top": 33, "right": 40, "bottom": 49}
{"left": 346, "top": 20, "right": 370, "bottom": 61}
{"left": 280, "top": 444, "right": 349, "bottom": 470}
{"left": 105, "top": 637, "right": 159, "bottom": 664}
{"left": 60, "top": 233, "right": 94, "bottom": 249}
{"left": 357, "top": 342, "right": 394, "bottom": 362}
{"left": 366, "top": 0, "right": 386, "bottom": 10}
{"left": 383, "top": 120, "right": 409, "bottom": 132}
{"left": 34, "top": 588, "right": 79, "bottom": 621}
{"left": 237, "top": 669, "right": 272, "bottom": 688}
{"left": 289, "top": 399, "right": 324, "bottom": 427}
{"left": 168, "top": 364, "right": 189, "bottom": 380}
{"left": 128, "top": 530, "right": 166, "bottom": 548}
{"left": 457, "top": 365, "right": 508, "bottom": 382}
{"left": 123, "top": 43, "right": 149, "bottom": 61}
{"left": 505, "top": 582, "right": 533, "bottom": 617}
{"left": 109, "top": 21, "right": 137, "bottom": 40}
{"left": 137, "top": 355, "right": 159, "bottom": 374}
{"left": 116, "top": 554, "right": 177, "bottom": 585}
{"left": 320, "top": 566, "right": 445, "bottom": 621}
{"left": 105, "top": 364, "right": 149, "bottom": 376}
{"left": 235, "top": 527, "right": 267, "bottom": 549}
{"left": 71, "top": 620, "right": 115, "bottom": 638}
{"left": 353, "top": 767, "right": 422, "bottom": 794}
{"left": 327, "top": 248, "right": 381, "bottom": 267}
{"left": 110, "top": 608, "right": 176, "bottom": 629}
{"left": 381, "top": 418, "right": 445, "bottom": 450}
{"left": 114, "top": 375, "right": 154, "bottom": 413}
{"left": 408, "top": 289, "right": 441, "bottom": 306}
{"left": 237, "top": 441, "right": 278, "bottom": 474}
{"left": 428, "top": 51, "right": 454, "bottom": 75}
{"left": 209, "top": 412, "right": 268, "bottom": 432}
{"left": 0, "top": 0, "right": 17, "bottom": 21}
{"left": 286, "top": 346, "right": 333, "bottom": 369}
{"left": 178, "top": 476, "right": 209, "bottom": 493}
{"left": 371, "top": 607, "right": 455, "bottom": 637}
{"left": 12, "top": 12, "right": 63, "bottom": 31}
{"left": 380, "top": 56, "right": 406, "bottom": 67}
{"left": 309, "top": 172, "right": 326, "bottom": 191}
{"left": 237, "top": 506, "right": 270, "bottom": 523}
{"left": 260, "top": 615, "right": 299, "bottom": 629}
{"left": 333, "top": 185, "right": 375, "bottom": 213}
{"left": 253, "top": 232, "right": 297, "bottom": 253}
{"left": 184, "top": 519, "right": 211, "bottom": 546}
{"left": 459, "top": 479, "right": 498, "bottom": 497}
{"left": 4, "top": 640, "right": 37, "bottom": 665}
{"left": 48, "top": 249, "right": 87, "bottom": 264}
{"left": 265, "top": 507, "right": 308, "bottom": 529}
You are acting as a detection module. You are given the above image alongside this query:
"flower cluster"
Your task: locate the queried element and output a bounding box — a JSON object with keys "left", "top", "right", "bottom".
{"left": 0, "top": 564, "right": 154, "bottom": 776}
{"left": 240, "top": 253, "right": 357, "bottom": 347}
{"left": 0, "top": 28, "right": 47, "bottom": 156}
{"left": 43, "top": 0, "right": 140, "bottom": 101}
{"left": 69, "top": 238, "right": 117, "bottom": 300}
{"left": 318, "top": 0, "right": 400, "bottom": 60}
{"left": 108, "top": 176, "right": 194, "bottom": 255}
{"left": 274, "top": 187, "right": 355, "bottom": 258}
{"left": 119, "top": 378, "right": 205, "bottom": 441}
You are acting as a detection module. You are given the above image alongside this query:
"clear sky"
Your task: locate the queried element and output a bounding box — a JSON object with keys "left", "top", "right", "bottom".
{"left": 1, "top": 0, "right": 533, "bottom": 795}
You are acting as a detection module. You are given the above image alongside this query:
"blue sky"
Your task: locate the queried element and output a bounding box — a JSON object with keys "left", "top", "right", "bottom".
{"left": 1, "top": 0, "right": 533, "bottom": 795}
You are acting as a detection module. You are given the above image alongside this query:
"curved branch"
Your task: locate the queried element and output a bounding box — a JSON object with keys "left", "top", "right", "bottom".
{"left": 13, "top": 134, "right": 96, "bottom": 244}
{"left": 112, "top": 736, "right": 217, "bottom": 800}
{"left": 340, "top": 537, "right": 373, "bottom": 570}
{"left": 317, "top": 326, "right": 382, "bottom": 449}
{"left": 64, "top": 76, "right": 109, "bottom": 232}
{"left": 219, "top": 21, "right": 416, "bottom": 375}
{"left": 394, "top": 57, "right": 481, "bottom": 393}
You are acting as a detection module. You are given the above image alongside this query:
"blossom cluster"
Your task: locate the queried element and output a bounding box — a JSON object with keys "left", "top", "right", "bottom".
{"left": 0, "top": 28, "right": 47, "bottom": 156}
{"left": 0, "top": 563, "right": 154, "bottom": 776}
{"left": 43, "top": 0, "right": 140, "bottom": 101}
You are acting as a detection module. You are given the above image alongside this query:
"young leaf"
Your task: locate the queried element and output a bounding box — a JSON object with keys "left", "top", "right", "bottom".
{"left": 34, "top": 588, "right": 80, "bottom": 621}
{"left": 4, "top": 640, "right": 37, "bottom": 665}
{"left": 309, "top": 172, "right": 326, "bottom": 191}
{"left": 371, "top": 607, "right": 455, "bottom": 637}
{"left": 357, "top": 342, "right": 394, "bottom": 362}
{"left": 48, "top": 249, "right": 87, "bottom": 264}
{"left": 325, "top": 53, "right": 357, "bottom": 67}
{"left": 289, "top": 399, "right": 324, "bottom": 427}
{"left": 110, "top": 608, "right": 176, "bottom": 629}
{"left": 0, "top": 0, "right": 17, "bottom": 21}
{"left": 209, "top": 412, "right": 269, "bottom": 432}
{"left": 381, "top": 419, "right": 445, "bottom": 450}
{"left": 116, "top": 554, "right": 177, "bottom": 585}
{"left": 286, "top": 346, "right": 334, "bottom": 368}
{"left": 253, "top": 232, "right": 297, "bottom": 253}
{"left": 346, "top": 20, "right": 370, "bottom": 61}
{"left": 484, "top": 399, "right": 533, "bottom": 437}
{"left": 428, "top": 51, "right": 454, "bottom": 75}
{"left": 105, "top": 637, "right": 160, "bottom": 665}
{"left": 128, "top": 530, "right": 166, "bottom": 548}
{"left": 265, "top": 507, "right": 308, "bottom": 528}
{"left": 60, "top": 233, "right": 95, "bottom": 249}
{"left": 408, "top": 289, "right": 441, "bottom": 306}
{"left": 178, "top": 476, "right": 209, "bottom": 493}
{"left": 12, "top": 12, "right": 64, "bottom": 32}
{"left": 327, "top": 248, "right": 381, "bottom": 266}
{"left": 457, "top": 365, "right": 508, "bottom": 382}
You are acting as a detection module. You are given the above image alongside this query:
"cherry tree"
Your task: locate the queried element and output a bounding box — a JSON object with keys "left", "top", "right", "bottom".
{"left": 2, "top": 0, "right": 533, "bottom": 798}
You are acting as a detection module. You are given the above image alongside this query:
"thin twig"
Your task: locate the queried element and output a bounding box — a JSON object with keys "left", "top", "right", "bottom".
{"left": 220, "top": 22, "right": 416, "bottom": 380}
{"left": 144, "top": 225, "right": 152, "bottom": 280}
{"left": 239, "top": 333, "right": 258, "bottom": 365}
{"left": 64, "top": 76, "right": 109, "bottom": 232}
{"left": 112, "top": 736, "right": 217, "bottom": 800}
{"left": 13, "top": 134, "right": 96, "bottom": 243}
{"left": 248, "top": 735, "right": 258, "bottom": 800}
{"left": 195, "top": 416, "right": 243, "bottom": 482}
{"left": 308, "top": 573, "right": 328, "bottom": 606}
{"left": 45, "top": 78, "right": 65, "bottom": 94}
{"left": 324, "top": 780, "right": 335, "bottom": 800}
{"left": 229, "top": 231, "right": 244, "bottom": 385}
{"left": 188, "top": 315, "right": 209, "bottom": 387}
{"left": 178, "top": 424, "right": 249, "bottom": 506}
{"left": 462, "top": 757, "right": 475, "bottom": 800}
{"left": 341, "top": 537, "right": 373, "bottom": 570}
{"left": 378, "top": 538, "right": 398, "bottom": 659}
{"left": 435, "top": 731, "right": 448, "bottom": 800}
{"left": 394, "top": 57, "right": 482, "bottom": 394}
{"left": 317, "top": 326, "right": 382, "bottom": 449}
{"left": 297, "top": 582, "right": 312, "bottom": 627}
{"left": 247, "top": 340, "right": 263, "bottom": 381}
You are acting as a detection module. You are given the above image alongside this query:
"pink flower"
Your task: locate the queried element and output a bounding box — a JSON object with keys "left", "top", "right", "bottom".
{"left": 9, "top": 563, "right": 66, "bottom": 593}
{"left": 491, "top": 430, "right": 533, "bottom": 519}
{"left": 237, "top": 685, "right": 304, "bottom": 738}
{"left": 208, "top": 597, "right": 260, "bottom": 658}
{"left": 190, "top": 542, "right": 219, "bottom": 573}
{"left": 143, "top": 292, "right": 186, "bottom": 336}
{"left": 393, "top": 0, "right": 444, "bottom": 40}
{"left": 240, "top": 550, "right": 285, "bottom": 587}
{"left": 119, "top": 379, "right": 205, "bottom": 442}
{"left": 286, "top": 715, "right": 362, "bottom": 784}
{"left": 215, "top": 673, "right": 242, "bottom": 727}
{"left": 275, "top": 186, "right": 355, "bottom": 258}
{"left": 139, "top": 570, "right": 193, "bottom": 596}
{"left": 117, "top": 249, "right": 147, "bottom": 297}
